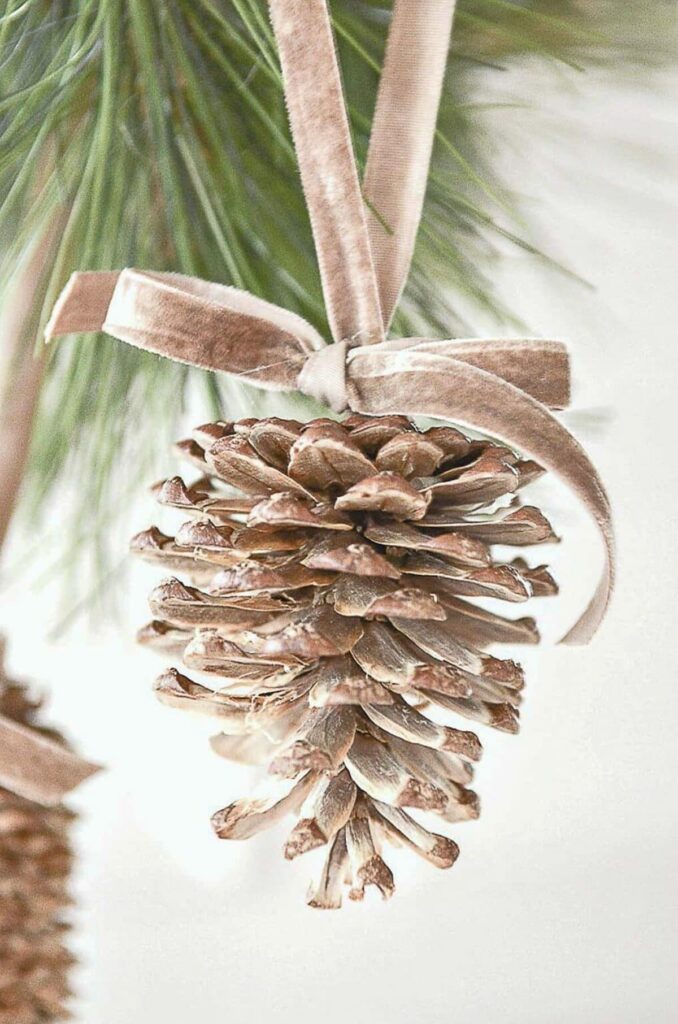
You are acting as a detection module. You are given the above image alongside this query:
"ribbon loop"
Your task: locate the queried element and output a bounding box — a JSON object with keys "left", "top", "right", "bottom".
{"left": 269, "top": 0, "right": 385, "bottom": 348}
{"left": 353, "top": 336, "right": 572, "bottom": 410}
{"left": 47, "top": 269, "right": 325, "bottom": 391}
{"left": 365, "top": 0, "right": 457, "bottom": 327}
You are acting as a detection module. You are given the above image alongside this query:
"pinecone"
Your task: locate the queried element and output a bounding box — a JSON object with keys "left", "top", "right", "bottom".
{"left": 134, "top": 414, "right": 558, "bottom": 907}
{"left": 0, "top": 645, "right": 75, "bottom": 1021}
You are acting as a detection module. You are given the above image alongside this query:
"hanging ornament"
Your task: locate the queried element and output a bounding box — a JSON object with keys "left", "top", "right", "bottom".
{"left": 46, "top": 0, "right": 614, "bottom": 907}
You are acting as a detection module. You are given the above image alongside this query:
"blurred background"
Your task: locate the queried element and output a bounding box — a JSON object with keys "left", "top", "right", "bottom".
{"left": 1, "top": 7, "right": 677, "bottom": 1024}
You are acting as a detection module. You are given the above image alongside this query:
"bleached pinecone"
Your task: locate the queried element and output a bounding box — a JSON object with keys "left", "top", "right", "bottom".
{"left": 0, "top": 647, "right": 75, "bottom": 1021}
{"left": 134, "top": 414, "right": 557, "bottom": 907}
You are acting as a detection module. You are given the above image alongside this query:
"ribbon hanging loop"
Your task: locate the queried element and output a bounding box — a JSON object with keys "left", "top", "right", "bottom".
{"left": 269, "top": 0, "right": 384, "bottom": 348}
{"left": 365, "top": 0, "right": 458, "bottom": 328}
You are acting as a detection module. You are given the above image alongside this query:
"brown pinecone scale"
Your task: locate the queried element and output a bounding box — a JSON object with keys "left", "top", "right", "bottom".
{"left": 133, "top": 414, "right": 558, "bottom": 908}
{"left": 0, "top": 647, "right": 75, "bottom": 1021}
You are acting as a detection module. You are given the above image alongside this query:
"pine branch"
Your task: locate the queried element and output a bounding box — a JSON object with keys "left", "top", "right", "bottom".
{"left": 0, "top": 0, "right": 673, "bottom": 606}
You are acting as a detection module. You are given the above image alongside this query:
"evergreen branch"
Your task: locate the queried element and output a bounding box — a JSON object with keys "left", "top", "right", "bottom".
{"left": 0, "top": 0, "right": 673, "bottom": 613}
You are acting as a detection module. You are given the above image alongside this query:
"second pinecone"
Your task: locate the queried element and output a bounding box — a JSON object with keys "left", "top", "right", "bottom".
{"left": 0, "top": 649, "right": 75, "bottom": 1021}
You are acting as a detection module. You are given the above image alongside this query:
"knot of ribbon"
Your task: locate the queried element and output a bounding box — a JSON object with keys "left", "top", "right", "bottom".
{"left": 45, "top": 0, "right": 614, "bottom": 647}
{"left": 299, "top": 341, "right": 350, "bottom": 414}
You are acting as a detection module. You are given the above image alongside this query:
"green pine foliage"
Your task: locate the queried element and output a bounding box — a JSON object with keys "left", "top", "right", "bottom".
{"left": 0, "top": 0, "right": 671, "bottom": 602}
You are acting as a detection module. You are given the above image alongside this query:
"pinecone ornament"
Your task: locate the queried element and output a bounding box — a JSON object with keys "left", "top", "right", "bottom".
{"left": 0, "top": 646, "right": 75, "bottom": 1021}
{"left": 134, "top": 414, "right": 558, "bottom": 907}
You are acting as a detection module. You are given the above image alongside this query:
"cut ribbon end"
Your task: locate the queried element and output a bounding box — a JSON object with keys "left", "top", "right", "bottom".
{"left": 0, "top": 714, "right": 102, "bottom": 807}
{"left": 44, "top": 270, "right": 121, "bottom": 342}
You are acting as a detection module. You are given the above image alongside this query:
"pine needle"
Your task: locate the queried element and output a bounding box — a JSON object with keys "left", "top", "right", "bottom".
{"left": 0, "top": 0, "right": 673, "bottom": 613}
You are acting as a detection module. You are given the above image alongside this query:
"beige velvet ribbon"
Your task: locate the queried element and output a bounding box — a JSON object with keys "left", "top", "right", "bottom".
{"left": 269, "top": 0, "right": 385, "bottom": 347}
{"left": 45, "top": 0, "right": 614, "bottom": 645}
{"left": 365, "top": 0, "right": 458, "bottom": 328}
{"left": 0, "top": 716, "right": 98, "bottom": 806}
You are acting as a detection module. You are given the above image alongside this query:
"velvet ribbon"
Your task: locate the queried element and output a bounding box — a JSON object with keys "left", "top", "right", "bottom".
{"left": 0, "top": 715, "right": 99, "bottom": 806}
{"left": 45, "top": 0, "right": 614, "bottom": 645}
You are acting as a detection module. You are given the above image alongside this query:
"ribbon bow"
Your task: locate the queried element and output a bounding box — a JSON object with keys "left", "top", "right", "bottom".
{"left": 46, "top": 0, "right": 614, "bottom": 645}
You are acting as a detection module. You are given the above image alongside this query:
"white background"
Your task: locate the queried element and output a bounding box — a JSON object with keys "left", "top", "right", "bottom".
{"left": 1, "top": 59, "right": 677, "bottom": 1023}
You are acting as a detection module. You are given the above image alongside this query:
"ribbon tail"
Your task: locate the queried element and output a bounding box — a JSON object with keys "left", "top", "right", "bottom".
{"left": 560, "top": 565, "right": 612, "bottom": 646}
{"left": 347, "top": 349, "right": 614, "bottom": 644}
{"left": 46, "top": 269, "right": 326, "bottom": 391}
{"left": 0, "top": 714, "right": 100, "bottom": 806}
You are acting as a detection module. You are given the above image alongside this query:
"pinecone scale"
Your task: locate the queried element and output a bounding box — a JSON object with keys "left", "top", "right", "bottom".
{"left": 134, "top": 414, "right": 558, "bottom": 908}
